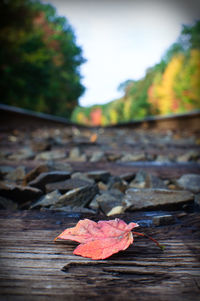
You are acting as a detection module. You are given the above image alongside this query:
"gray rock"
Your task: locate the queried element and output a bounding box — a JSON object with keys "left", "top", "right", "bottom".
{"left": 49, "top": 162, "right": 72, "bottom": 173}
{"left": 69, "top": 147, "right": 81, "bottom": 159}
{"left": 106, "top": 206, "right": 125, "bottom": 216}
{"left": 129, "top": 170, "right": 146, "bottom": 188}
{"left": 8, "top": 135, "right": 18, "bottom": 142}
{"left": 54, "top": 184, "right": 98, "bottom": 208}
{"left": 120, "top": 173, "right": 135, "bottom": 182}
{"left": 89, "top": 195, "right": 100, "bottom": 210}
{"left": 108, "top": 176, "right": 128, "bottom": 193}
{"left": 24, "top": 164, "right": 51, "bottom": 185}
{"left": 8, "top": 147, "right": 34, "bottom": 161}
{"left": 86, "top": 170, "right": 110, "bottom": 183}
{"left": 45, "top": 178, "right": 93, "bottom": 193}
{"left": 31, "top": 139, "right": 51, "bottom": 152}
{"left": 120, "top": 153, "right": 146, "bottom": 162}
{"left": 0, "top": 166, "right": 15, "bottom": 178}
{"left": 0, "top": 196, "right": 18, "bottom": 210}
{"left": 123, "top": 188, "right": 194, "bottom": 211}
{"left": 106, "top": 152, "right": 121, "bottom": 162}
{"left": 68, "top": 154, "right": 87, "bottom": 162}
{"left": 96, "top": 191, "right": 124, "bottom": 216}
{"left": 0, "top": 182, "right": 42, "bottom": 203}
{"left": 129, "top": 170, "right": 167, "bottom": 189}
{"left": 156, "top": 155, "right": 172, "bottom": 163}
{"left": 36, "top": 150, "right": 66, "bottom": 161}
{"left": 49, "top": 205, "right": 96, "bottom": 214}
{"left": 177, "top": 151, "right": 199, "bottom": 162}
{"left": 71, "top": 172, "right": 95, "bottom": 184}
{"left": 30, "top": 190, "right": 61, "bottom": 209}
{"left": 24, "top": 162, "right": 72, "bottom": 185}
{"left": 97, "top": 181, "right": 108, "bottom": 191}
{"left": 153, "top": 215, "right": 175, "bottom": 226}
{"left": 146, "top": 153, "right": 156, "bottom": 161}
{"left": 78, "top": 154, "right": 87, "bottom": 162}
{"left": 90, "top": 151, "right": 105, "bottom": 162}
{"left": 176, "top": 174, "right": 200, "bottom": 193}
{"left": 146, "top": 174, "right": 167, "bottom": 189}
{"left": 28, "top": 171, "right": 71, "bottom": 191}
{"left": 5, "top": 166, "right": 26, "bottom": 182}
{"left": 68, "top": 147, "right": 87, "bottom": 162}
{"left": 51, "top": 136, "right": 63, "bottom": 146}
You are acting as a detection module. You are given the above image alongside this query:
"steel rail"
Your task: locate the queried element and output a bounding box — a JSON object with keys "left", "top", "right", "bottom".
{"left": 0, "top": 103, "right": 200, "bottom": 131}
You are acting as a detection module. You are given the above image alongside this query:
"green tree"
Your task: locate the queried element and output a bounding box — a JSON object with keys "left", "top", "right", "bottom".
{"left": 180, "top": 20, "right": 200, "bottom": 50}
{"left": 0, "top": 0, "right": 85, "bottom": 118}
{"left": 174, "top": 49, "right": 200, "bottom": 111}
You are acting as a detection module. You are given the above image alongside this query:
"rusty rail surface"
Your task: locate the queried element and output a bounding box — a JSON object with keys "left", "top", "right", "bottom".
{"left": 107, "top": 110, "right": 200, "bottom": 131}
{"left": 0, "top": 103, "right": 200, "bottom": 130}
{"left": 0, "top": 104, "right": 86, "bottom": 130}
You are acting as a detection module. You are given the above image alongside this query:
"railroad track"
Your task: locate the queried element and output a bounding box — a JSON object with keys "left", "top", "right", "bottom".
{"left": 0, "top": 104, "right": 200, "bottom": 300}
{"left": 1, "top": 103, "right": 200, "bottom": 130}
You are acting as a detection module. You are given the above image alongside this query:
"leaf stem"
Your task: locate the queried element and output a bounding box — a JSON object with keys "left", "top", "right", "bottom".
{"left": 132, "top": 231, "right": 165, "bottom": 251}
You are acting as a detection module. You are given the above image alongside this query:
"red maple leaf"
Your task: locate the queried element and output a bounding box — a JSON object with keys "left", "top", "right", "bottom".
{"left": 55, "top": 218, "right": 164, "bottom": 260}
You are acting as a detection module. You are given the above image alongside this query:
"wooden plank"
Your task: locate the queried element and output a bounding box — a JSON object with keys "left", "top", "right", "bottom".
{"left": 0, "top": 210, "right": 200, "bottom": 301}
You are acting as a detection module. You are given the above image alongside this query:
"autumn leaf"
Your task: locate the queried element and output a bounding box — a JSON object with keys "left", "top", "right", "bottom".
{"left": 90, "top": 133, "right": 98, "bottom": 143}
{"left": 55, "top": 218, "right": 164, "bottom": 260}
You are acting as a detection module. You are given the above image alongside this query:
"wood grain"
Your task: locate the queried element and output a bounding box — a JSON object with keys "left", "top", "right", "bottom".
{"left": 0, "top": 210, "right": 200, "bottom": 301}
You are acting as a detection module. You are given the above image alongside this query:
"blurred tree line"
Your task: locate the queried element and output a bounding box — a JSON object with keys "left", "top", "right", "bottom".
{"left": 72, "top": 20, "right": 200, "bottom": 125}
{"left": 0, "top": 0, "right": 85, "bottom": 118}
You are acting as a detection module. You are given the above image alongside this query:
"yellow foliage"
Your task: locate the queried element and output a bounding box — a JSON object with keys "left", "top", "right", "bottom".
{"left": 123, "top": 98, "right": 132, "bottom": 120}
{"left": 109, "top": 109, "right": 118, "bottom": 124}
{"left": 77, "top": 112, "right": 88, "bottom": 124}
{"left": 186, "top": 49, "right": 200, "bottom": 105}
{"left": 148, "top": 50, "right": 200, "bottom": 115}
{"left": 156, "top": 54, "right": 184, "bottom": 114}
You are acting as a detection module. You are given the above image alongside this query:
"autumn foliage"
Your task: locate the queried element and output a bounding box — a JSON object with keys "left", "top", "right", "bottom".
{"left": 55, "top": 218, "right": 164, "bottom": 260}
{"left": 90, "top": 108, "right": 102, "bottom": 126}
{"left": 72, "top": 20, "right": 200, "bottom": 125}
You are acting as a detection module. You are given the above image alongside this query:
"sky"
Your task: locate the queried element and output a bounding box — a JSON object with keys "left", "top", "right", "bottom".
{"left": 43, "top": 0, "right": 200, "bottom": 107}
